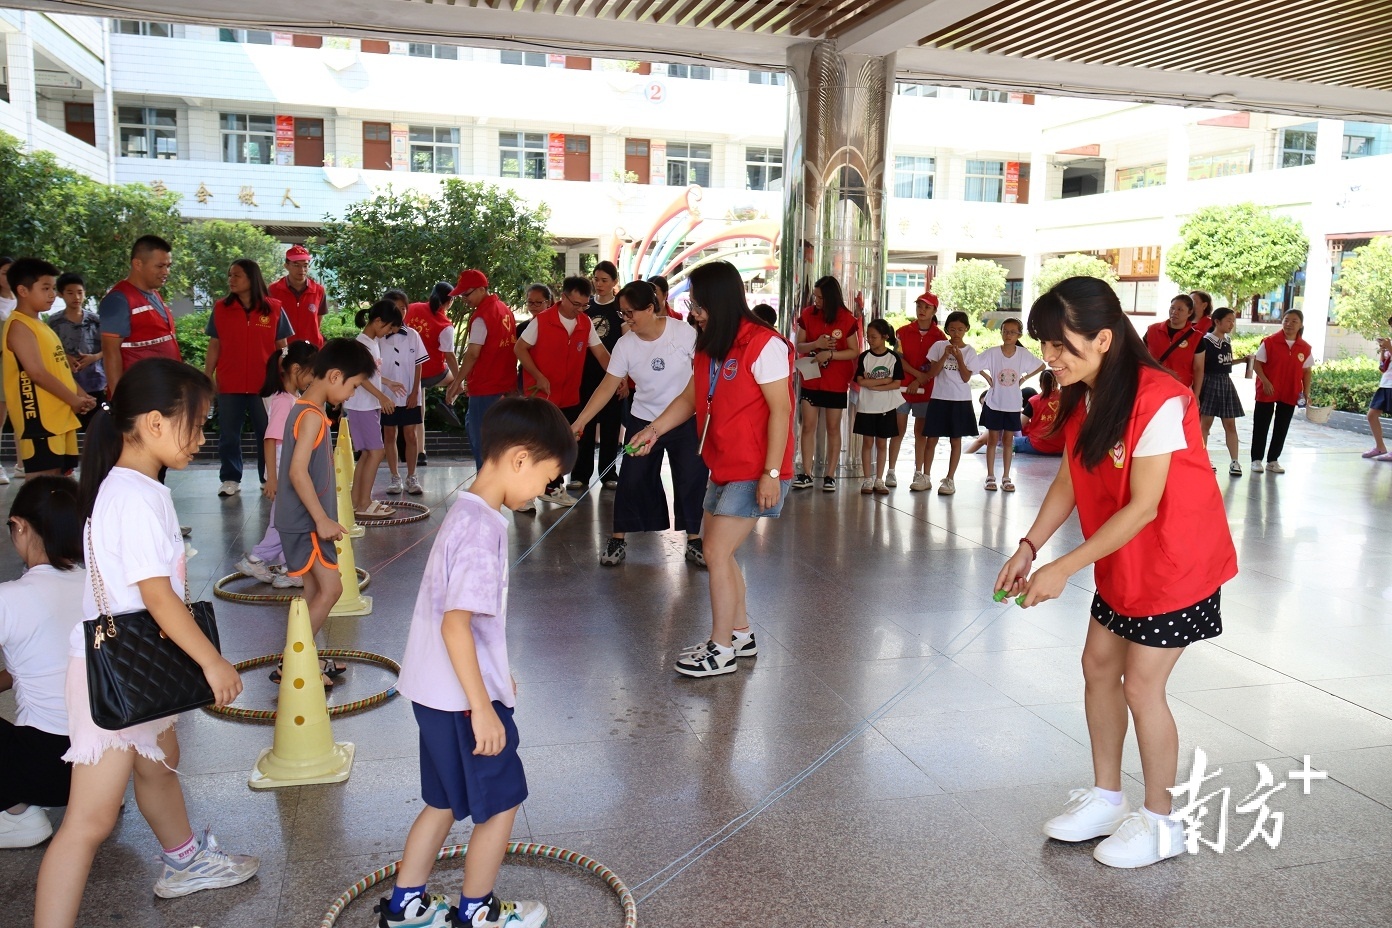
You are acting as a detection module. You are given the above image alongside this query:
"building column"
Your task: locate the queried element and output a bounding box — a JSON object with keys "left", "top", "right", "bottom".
{"left": 1155, "top": 123, "right": 1191, "bottom": 316}
{"left": 1301, "top": 119, "right": 1344, "bottom": 360}
{"left": 5, "top": 19, "right": 38, "bottom": 142}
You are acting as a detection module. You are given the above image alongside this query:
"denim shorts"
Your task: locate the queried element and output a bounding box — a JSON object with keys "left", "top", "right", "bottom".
{"left": 703, "top": 478, "right": 791, "bottom": 519}
{"left": 897, "top": 401, "right": 930, "bottom": 417}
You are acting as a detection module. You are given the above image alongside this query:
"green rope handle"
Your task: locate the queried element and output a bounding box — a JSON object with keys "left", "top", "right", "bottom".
{"left": 202, "top": 648, "right": 400, "bottom": 722}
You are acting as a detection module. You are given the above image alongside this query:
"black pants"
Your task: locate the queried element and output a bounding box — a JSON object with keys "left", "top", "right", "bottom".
{"left": 0, "top": 718, "right": 71, "bottom": 808}
{"left": 613, "top": 414, "right": 708, "bottom": 535}
{"left": 547, "top": 405, "right": 582, "bottom": 493}
{"left": 572, "top": 393, "right": 622, "bottom": 484}
{"left": 1250, "top": 401, "right": 1295, "bottom": 463}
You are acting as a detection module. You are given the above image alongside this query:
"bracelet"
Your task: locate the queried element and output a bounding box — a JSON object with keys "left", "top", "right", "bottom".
{"left": 1018, "top": 537, "right": 1038, "bottom": 560}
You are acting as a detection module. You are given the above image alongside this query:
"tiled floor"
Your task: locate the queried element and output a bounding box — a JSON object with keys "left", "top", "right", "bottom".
{"left": 3, "top": 407, "right": 1392, "bottom": 927}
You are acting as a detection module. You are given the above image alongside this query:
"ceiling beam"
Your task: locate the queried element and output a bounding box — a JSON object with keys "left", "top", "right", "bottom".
{"left": 837, "top": 0, "right": 995, "bottom": 56}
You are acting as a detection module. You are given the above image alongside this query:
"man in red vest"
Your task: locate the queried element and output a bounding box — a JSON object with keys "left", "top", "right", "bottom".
{"left": 98, "top": 234, "right": 181, "bottom": 392}
{"left": 446, "top": 269, "right": 519, "bottom": 470}
{"left": 268, "top": 244, "right": 329, "bottom": 347}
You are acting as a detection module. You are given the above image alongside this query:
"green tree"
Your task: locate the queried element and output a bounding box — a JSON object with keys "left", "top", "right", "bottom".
{"left": 314, "top": 180, "right": 555, "bottom": 324}
{"left": 179, "top": 220, "right": 283, "bottom": 308}
{"left": 1166, "top": 203, "right": 1309, "bottom": 312}
{"left": 931, "top": 259, "right": 1007, "bottom": 319}
{"left": 1033, "top": 253, "right": 1118, "bottom": 299}
{"left": 1333, "top": 237, "right": 1392, "bottom": 339}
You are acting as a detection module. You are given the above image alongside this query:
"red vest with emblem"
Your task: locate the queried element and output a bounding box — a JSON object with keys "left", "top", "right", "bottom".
{"left": 695, "top": 320, "right": 796, "bottom": 484}
{"left": 1144, "top": 321, "right": 1200, "bottom": 387}
{"left": 211, "top": 296, "right": 284, "bottom": 394}
{"left": 109, "top": 280, "right": 181, "bottom": 367}
{"left": 797, "top": 305, "right": 859, "bottom": 393}
{"left": 405, "top": 302, "right": 452, "bottom": 379}
{"left": 1064, "top": 365, "right": 1237, "bottom": 617}
{"left": 896, "top": 321, "right": 945, "bottom": 402}
{"left": 465, "top": 294, "right": 518, "bottom": 397}
{"left": 1022, "top": 392, "right": 1065, "bottom": 454}
{"left": 522, "top": 306, "right": 591, "bottom": 409}
{"left": 1255, "top": 333, "right": 1312, "bottom": 405}
{"left": 268, "top": 276, "right": 327, "bottom": 348}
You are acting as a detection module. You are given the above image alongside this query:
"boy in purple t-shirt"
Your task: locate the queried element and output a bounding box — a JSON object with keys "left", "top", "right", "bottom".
{"left": 378, "top": 396, "right": 576, "bottom": 928}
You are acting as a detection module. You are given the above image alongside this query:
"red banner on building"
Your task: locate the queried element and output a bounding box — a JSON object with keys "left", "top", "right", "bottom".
{"left": 548, "top": 133, "right": 566, "bottom": 180}
{"left": 275, "top": 115, "right": 294, "bottom": 166}
{"left": 1004, "top": 161, "right": 1021, "bottom": 203}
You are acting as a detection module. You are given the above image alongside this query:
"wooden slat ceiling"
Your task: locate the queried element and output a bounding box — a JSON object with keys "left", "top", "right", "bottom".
{"left": 919, "top": 0, "right": 1392, "bottom": 92}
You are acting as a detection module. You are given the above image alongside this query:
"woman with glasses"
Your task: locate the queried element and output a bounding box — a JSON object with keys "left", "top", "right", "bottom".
{"left": 571, "top": 261, "right": 628, "bottom": 490}
{"left": 629, "top": 261, "right": 794, "bottom": 678}
{"left": 572, "top": 280, "right": 708, "bottom": 568}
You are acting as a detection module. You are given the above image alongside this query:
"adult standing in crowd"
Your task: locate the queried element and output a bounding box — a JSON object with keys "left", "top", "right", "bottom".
{"left": 792, "top": 275, "right": 861, "bottom": 492}
{"left": 1190, "top": 290, "right": 1215, "bottom": 336}
{"left": 573, "top": 280, "right": 707, "bottom": 567}
{"left": 571, "top": 261, "right": 627, "bottom": 490}
{"left": 446, "top": 270, "right": 518, "bottom": 471}
{"left": 98, "top": 235, "right": 181, "bottom": 393}
{"left": 648, "top": 274, "right": 683, "bottom": 320}
{"left": 1250, "top": 309, "right": 1312, "bottom": 475}
{"left": 630, "top": 261, "right": 794, "bottom": 678}
{"left": 204, "top": 259, "right": 292, "bottom": 497}
{"left": 889, "top": 292, "right": 944, "bottom": 490}
{"left": 405, "top": 282, "right": 463, "bottom": 466}
{"left": 1144, "top": 294, "right": 1200, "bottom": 389}
{"left": 267, "top": 244, "right": 329, "bottom": 347}
{"left": 49, "top": 273, "right": 106, "bottom": 430}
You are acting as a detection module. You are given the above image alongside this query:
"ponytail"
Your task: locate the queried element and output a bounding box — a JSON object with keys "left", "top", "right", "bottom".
{"left": 428, "top": 281, "right": 453, "bottom": 313}
{"left": 260, "top": 341, "right": 317, "bottom": 397}
{"left": 356, "top": 298, "right": 403, "bottom": 330}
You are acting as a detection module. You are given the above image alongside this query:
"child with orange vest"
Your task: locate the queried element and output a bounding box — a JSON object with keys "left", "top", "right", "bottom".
{"left": 1250, "top": 309, "right": 1313, "bottom": 474}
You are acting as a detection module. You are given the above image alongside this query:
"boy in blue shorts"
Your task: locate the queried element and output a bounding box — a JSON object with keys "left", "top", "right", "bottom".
{"left": 378, "top": 396, "right": 577, "bottom": 928}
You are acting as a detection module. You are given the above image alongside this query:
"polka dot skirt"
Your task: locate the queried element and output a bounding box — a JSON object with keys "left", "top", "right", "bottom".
{"left": 1091, "top": 590, "right": 1223, "bottom": 648}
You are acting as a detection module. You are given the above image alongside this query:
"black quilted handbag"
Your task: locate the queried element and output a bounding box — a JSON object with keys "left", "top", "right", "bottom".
{"left": 83, "top": 527, "right": 222, "bottom": 731}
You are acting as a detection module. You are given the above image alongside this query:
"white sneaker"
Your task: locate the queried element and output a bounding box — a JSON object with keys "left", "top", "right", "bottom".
{"left": 217, "top": 481, "right": 240, "bottom": 497}
{"left": 235, "top": 555, "right": 275, "bottom": 584}
{"left": 909, "top": 471, "right": 931, "bottom": 491}
{"left": 884, "top": 471, "right": 897, "bottom": 488}
{"left": 271, "top": 571, "right": 303, "bottom": 589}
{"left": 860, "top": 478, "right": 874, "bottom": 495}
{"left": 0, "top": 806, "right": 52, "bottom": 848}
{"left": 405, "top": 475, "right": 424, "bottom": 495}
{"left": 1265, "top": 460, "right": 1285, "bottom": 474}
{"left": 674, "top": 640, "right": 738, "bottom": 677}
{"left": 152, "top": 831, "right": 259, "bottom": 898}
{"left": 542, "top": 487, "right": 577, "bottom": 508}
{"left": 1043, "top": 787, "right": 1132, "bottom": 842}
{"left": 1093, "top": 810, "right": 1186, "bottom": 869}
{"left": 0, "top": 466, "right": 10, "bottom": 486}
{"left": 386, "top": 475, "right": 404, "bottom": 495}
{"left": 1250, "top": 461, "right": 1264, "bottom": 473}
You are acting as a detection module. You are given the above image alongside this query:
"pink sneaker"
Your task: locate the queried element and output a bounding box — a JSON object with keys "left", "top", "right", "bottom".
{"left": 1363, "top": 447, "right": 1386, "bottom": 459}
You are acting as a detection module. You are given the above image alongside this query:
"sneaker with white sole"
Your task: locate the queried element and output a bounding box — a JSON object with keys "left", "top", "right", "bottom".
{"left": 0, "top": 805, "right": 52, "bottom": 848}
{"left": 217, "top": 481, "right": 240, "bottom": 497}
{"left": 0, "top": 466, "right": 9, "bottom": 486}
{"left": 1093, "top": 810, "right": 1186, "bottom": 869}
{"left": 910, "top": 471, "right": 931, "bottom": 491}
{"left": 152, "top": 831, "right": 259, "bottom": 899}
{"left": 600, "top": 537, "right": 626, "bottom": 566}
{"left": 386, "top": 476, "right": 404, "bottom": 495}
{"left": 452, "top": 893, "right": 548, "bottom": 928}
{"left": 1042, "top": 787, "right": 1132, "bottom": 842}
{"left": 566, "top": 480, "right": 584, "bottom": 492}
{"left": 374, "top": 891, "right": 451, "bottom": 928}
{"left": 937, "top": 477, "right": 956, "bottom": 496}
{"left": 680, "top": 631, "right": 757, "bottom": 659}
{"left": 791, "top": 473, "right": 814, "bottom": 490}
{"left": 1265, "top": 460, "right": 1285, "bottom": 474}
{"left": 235, "top": 555, "right": 275, "bottom": 585}
{"left": 675, "top": 640, "right": 737, "bottom": 677}
{"left": 1228, "top": 460, "right": 1243, "bottom": 476}
{"left": 542, "top": 487, "right": 577, "bottom": 507}
{"left": 684, "top": 538, "right": 706, "bottom": 567}
{"left": 1250, "top": 460, "right": 1264, "bottom": 474}
{"left": 271, "top": 571, "right": 303, "bottom": 589}
{"left": 884, "top": 471, "right": 897, "bottom": 488}
{"left": 860, "top": 478, "right": 874, "bottom": 495}
{"left": 405, "top": 475, "right": 424, "bottom": 495}
{"left": 873, "top": 479, "right": 889, "bottom": 495}
{"left": 515, "top": 497, "right": 537, "bottom": 513}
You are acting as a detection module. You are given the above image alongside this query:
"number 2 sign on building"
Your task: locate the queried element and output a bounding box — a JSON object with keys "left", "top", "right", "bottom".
{"left": 645, "top": 81, "right": 666, "bottom": 104}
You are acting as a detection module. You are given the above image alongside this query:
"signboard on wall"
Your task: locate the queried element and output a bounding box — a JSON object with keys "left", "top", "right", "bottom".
{"left": 649, "top": 140, "right": 667, "bottom": 185}
{"left": 548, "top": 133, "right": 566, "bottom": 180}
{"left": 548, "top": 54, "right": 567, "bottom": 68}
{"left": 1004, "top": 161, "right": 1021, "bottom": 203}
{"left": 275, "top": 115, "right": 294, "bottom": 166}
{"left": 391, "top": 122, "right": 409, "bottom": 171}
{"left": 272, "top": 32, "right": 293, "bottom": 46}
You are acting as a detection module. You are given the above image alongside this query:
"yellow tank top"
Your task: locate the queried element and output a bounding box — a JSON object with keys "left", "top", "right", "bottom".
{"left": 3, "top": 312, "right": 81, "bottom": 439}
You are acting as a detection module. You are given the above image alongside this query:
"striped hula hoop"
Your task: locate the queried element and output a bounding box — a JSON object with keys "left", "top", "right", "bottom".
{"left": 202, "top": 649, "right": 400, "bottom": 722}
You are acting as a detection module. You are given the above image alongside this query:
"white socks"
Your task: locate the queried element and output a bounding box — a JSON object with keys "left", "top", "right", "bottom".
{"left": 1095, "top": 787, "right": 1125, "bottom": 806}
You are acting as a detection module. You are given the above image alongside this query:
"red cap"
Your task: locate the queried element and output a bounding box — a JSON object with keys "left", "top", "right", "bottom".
{"left": 449, "top": 269, "right": 489, "bottom": 297}
{"left": 285, "top": 244, "right": 311, "bottom": 262}
{"left": 914, "top": 292, "right": 938, "bottom": 308}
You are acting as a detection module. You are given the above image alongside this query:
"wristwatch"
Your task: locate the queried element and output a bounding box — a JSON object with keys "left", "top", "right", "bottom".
{"left": 765, "top": 468, "right": 780, "bottom": 479}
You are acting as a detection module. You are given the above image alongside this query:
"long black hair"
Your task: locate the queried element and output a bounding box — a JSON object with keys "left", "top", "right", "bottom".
{"left": 691, "top": 261, "right": 769, "bottom": 361}
{"left": 228, "top": 258, "right": 270, "bottom": 315}
{"left": 79, "top": 358, "right": 214, "bottom": 517}
{"left": 1027, "top": 276, "right": 1166, "bottom": 471}
{"left": 260, "top": 341, "right": 317, "bottom": 397}
{"left": 428, "top": 281, "right": 454, "bottom": 314}
{"left": 812, "top": 275, "right": 845, "bottom": 324}
{"left": 355, "top": 299, "right": 404, "bottom": 330}
{"left": 10, "top": 475, "right": 83, "bottom": 570}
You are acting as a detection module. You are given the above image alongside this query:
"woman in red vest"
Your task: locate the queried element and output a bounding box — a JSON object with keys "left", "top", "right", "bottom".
{"left": 1190, "top": 290, "right": 1215, "bottom": 336}
{"left": 1250, "top": 309, "right": 1313, "bottom": 474}
{"left": 996, "top": 276, "right": 1237, "bottom": 870}
{"left": 629, "top": 261, "right": 794, "bottom": 679}
{"left": 203, "top": 259, "right": 292, "bottom": 498}
{"left": 1143, "top": 294, "right": 1200, "bottom": 388}
{"left": 792, "top": 275, "right": 860, "bottom": 492}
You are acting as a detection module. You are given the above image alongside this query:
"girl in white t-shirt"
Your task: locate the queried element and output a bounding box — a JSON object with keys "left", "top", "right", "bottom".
{"left": 921, "top": 311, "right": 979, "bottom": 496}
{"left": 854, "top": 319, "right": 906, "bottom": 495}
{"left": 35, "top": 358, "right": 258, "bottom": 926}
{"left": 1364, "top": 317, "right": 1392, "bottom": 461}
{"left": 344, "top": 300, "right": 402, "bottom": 520}
{"left": 976, "top": 318, "right": 1044, "bottom": 492}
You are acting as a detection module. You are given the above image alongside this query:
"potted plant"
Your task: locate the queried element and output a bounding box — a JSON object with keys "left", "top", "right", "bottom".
{"left": 1304, "top": 368, "right": 1340, "bottom": 425}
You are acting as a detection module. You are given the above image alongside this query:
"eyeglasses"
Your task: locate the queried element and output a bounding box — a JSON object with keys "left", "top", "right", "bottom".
{"left": 619, "top": 306, "right": 653, "bottom": 319}
{"left": 565, "top": 296, "right": 589, "bottom": 311}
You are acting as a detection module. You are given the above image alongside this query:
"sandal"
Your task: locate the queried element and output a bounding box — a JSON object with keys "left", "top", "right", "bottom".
{"left": 1002, "top": 478, "right": 1015, "bottom": 492}
{"left": 321, "top": 657, "right": 347, "bottom": 678}
{"left": 985, "top": 476, "right": 998, "bottom": 491}
{"left": 356, "top": 500, "right": 396, "bottom": 520}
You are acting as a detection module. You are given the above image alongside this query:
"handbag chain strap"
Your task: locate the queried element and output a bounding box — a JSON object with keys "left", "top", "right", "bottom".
{"left": 85, "top": 520, "right": 191, "bottom": 649}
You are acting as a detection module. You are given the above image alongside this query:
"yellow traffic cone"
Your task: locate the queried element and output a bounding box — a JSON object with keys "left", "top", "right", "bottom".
{"left": 335, "top": 416, "right": 365, "bottom": 540}
{"left": 329, "top": 526, "right": 372, "bottom": 616}
{"left": 248, "top": 597, "right": 355, "bottom": 789}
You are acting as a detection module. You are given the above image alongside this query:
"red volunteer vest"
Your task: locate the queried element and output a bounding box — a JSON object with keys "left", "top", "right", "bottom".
{"left": 109, "top": 280, "right": 181, "bottom": 367}
{"left": 405, "top": 302, "right": 452, "bottom": 379}
{"left": 1022, "top": 392, "right": 1065, "bottom": 454}
{"left": 695, "top": 320, "right": 795, "bottom": 485}
{"left": 465, "top": 294, "right": 518, "bottom": 397}
{"left": 797, "top": 306, "right": 859, "bottom": 393}
{"left": 896, "top": 322, "right": 946, "bottom": 402}
{"left": 1195, "top": 315, "right": 1214, "bottom": 336}
{"left": 1144, "top": 321, "right": 1200, "bottom": 387}
{"left": 1255, "top": 334, "right": 1312, "bottom": 405}
{"left": 521, "top": 306, "right": 590, "bottom": 409}
{"left": 1064, "top": 366, "right": 1237, "bottom": 617}
{"left": 211, "top": 296, "right": 284, "bottom": 394}
{"left": 267, "top": 276, "right": 327, "bottom": 348}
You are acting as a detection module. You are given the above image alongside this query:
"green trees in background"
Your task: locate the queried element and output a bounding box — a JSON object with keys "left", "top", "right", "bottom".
{"left": 1333, "top": 237, "right": 1392, "bottom": 339}
{"left": 1033, "top": 253, "right": 1118, "bottom": 300}
{"left": 1166, "top": 203, "right": 1309, "bottom": 313}
{"left": 931, "top": 259, "right": 1007, "bottom": 319}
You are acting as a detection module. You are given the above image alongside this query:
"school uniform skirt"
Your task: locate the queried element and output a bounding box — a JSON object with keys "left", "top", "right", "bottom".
{"left": 922, "top": 399, "right": 978, "bottom": 438}
{"left": 1199, "top": 373, "right": 1244, "bottom": 420}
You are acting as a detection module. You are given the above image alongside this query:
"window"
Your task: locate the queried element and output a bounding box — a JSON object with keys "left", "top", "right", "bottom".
{"left": 1279, "top": 126, "right": 1318, "bottom": 168}
{"left": 748, "top": 70, "right": 785, "bottom": 86}
{"left": 501, "top": 51, "right": 547, "bottom": 67}
{"left": 1116, "top": 162, "right": 1167, "bottom": 190}
{"left": 219, "top": 28, "right": 273, "bottom": 44}
{"left": 895, "top": 83, "right": 938, "bottom": 97}
{"left": 409, "top": 126, "right": 460, "bottom": 173}
{"left": 220, "top": 113, "right": 275, "bottom": 164}
{"left": 499, "top": 131, "right": 546, "bottom": 179}
{"left": 667, "top": 63, "right": 711, "bottom": 80}
{"left": 745, "top": 146, "right": 783, "bottom": 191}
{"left": 118, "top": 106, "right": 178, "bottom": 159}
{"left": 893, "top": 156, "right": 935, "bottom": 199}
{"left": 970, "top": 89, "right": 1011, "bottom": 103}
{"left": 1188, "top": 149, "right": 1252, "bottom": 180}
{"left": 1341, "top": 122, "right": 1389, "bottom": 159}
{"left": 885, "top": 272, "right": 927, "bottom": 289}
{"left": 408, "top": 43, "right": 458, "bottom": 60}
{"left": 964, "top": 159, "right": 1005, "bottom": 202}
{"left": 666, "top": 142, "right": 712, "bottom": 186}
{"left": 114, "top": 21, "right": 171, "bottom": 36}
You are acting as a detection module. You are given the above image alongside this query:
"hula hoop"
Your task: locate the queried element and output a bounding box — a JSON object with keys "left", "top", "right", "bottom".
{"left": 214, "top": 569, "right": 371, "bottom": 604}
{"left": 320, "top": 842, "right": 637, "bottom": 928}
{"left": 360, "top": 499, "right": 431, "bottom": 527}
{"left": 203, "top": 648, "right": 400, "bottom": 722}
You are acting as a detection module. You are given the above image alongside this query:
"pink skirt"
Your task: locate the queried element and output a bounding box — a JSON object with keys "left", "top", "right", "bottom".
{"left": 60, "top": 654, "right": 178, "bottom": 766}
